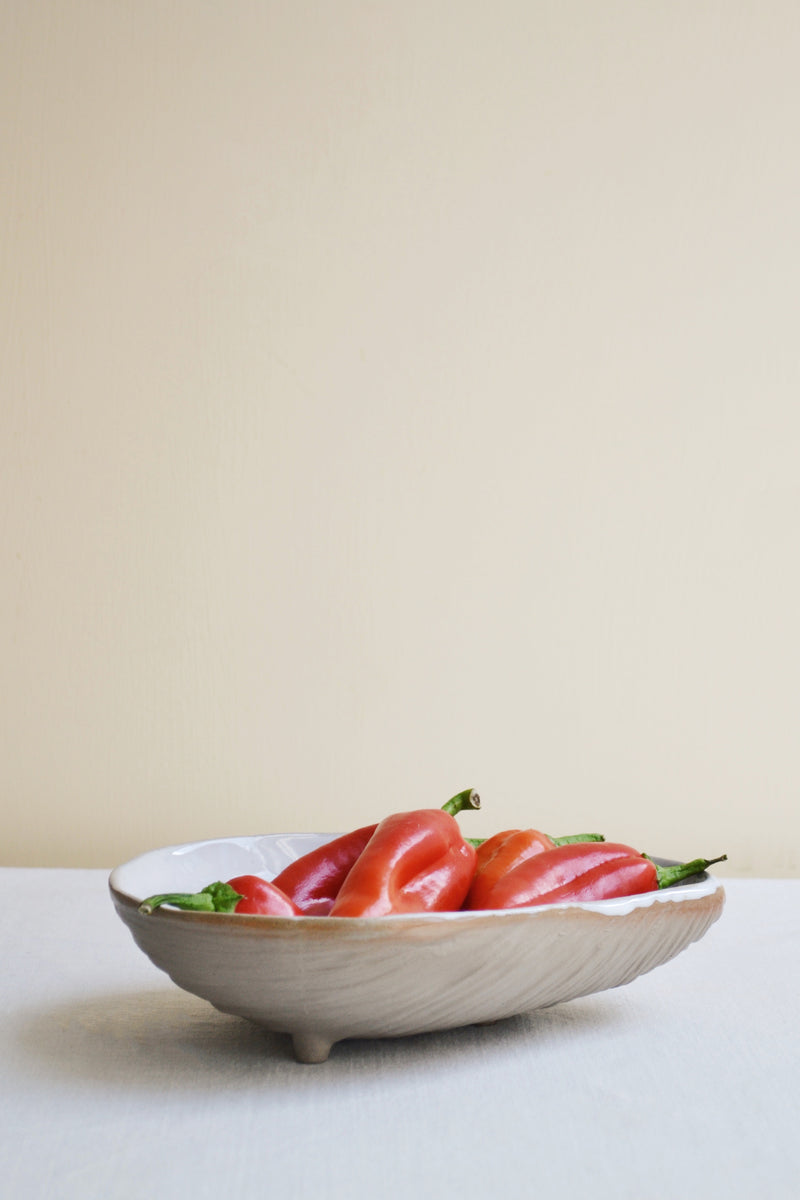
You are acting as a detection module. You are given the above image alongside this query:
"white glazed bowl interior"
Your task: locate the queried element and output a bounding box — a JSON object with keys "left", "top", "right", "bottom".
{"left": 109, "top": 833, "right": 725, "bottom": 1063}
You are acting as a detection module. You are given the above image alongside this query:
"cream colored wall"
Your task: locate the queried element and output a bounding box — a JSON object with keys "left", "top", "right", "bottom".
{"left": 3, "top": 2, "right": 798, "bottom": 874}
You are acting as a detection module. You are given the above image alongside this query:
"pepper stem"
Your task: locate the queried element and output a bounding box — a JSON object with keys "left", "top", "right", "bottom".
{"left": 552, "top": 833, "right": 605, "bottom": 845}
{"left": 138, "top": 881, "right": 244, "bottom": 915}
{"left": 441, "top": 789, "right": 481, "bottom": 817}
{"left": 651, "top": 854, "right": 727, "bottom": 889}
{"left": 139, "top": 891, "right": 216, "bottom": 914}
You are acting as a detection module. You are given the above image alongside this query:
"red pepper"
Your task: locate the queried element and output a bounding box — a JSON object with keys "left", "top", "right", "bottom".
{"left": 329, "top": 808, "right": 478, "bottom": 917}
{"left": 138, "top": 875, "right": 301, "bottom": 916}
{"left": 466, "top": 828, "right": 556, "bottom": 910}
{"left": 464, "top": 841, "right": 727, "bottom": 909}
{"left": 466, "top": 828, "right": 607, "bottom": 909}
{"left": 271, "top": 824, "right": 378, "bottom": 915}
{"left": 272, "top": 789, "right": 481, "bottom": 915}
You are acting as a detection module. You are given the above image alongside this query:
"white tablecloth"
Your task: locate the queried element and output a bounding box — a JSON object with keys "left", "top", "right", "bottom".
{"left": 1, "top": 869, "right": 797, "bottom": 1199}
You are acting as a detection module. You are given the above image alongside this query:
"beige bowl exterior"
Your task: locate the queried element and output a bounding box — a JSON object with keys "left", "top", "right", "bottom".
{"left": 109, "top": 834, "right": 725, "bottom": 1062}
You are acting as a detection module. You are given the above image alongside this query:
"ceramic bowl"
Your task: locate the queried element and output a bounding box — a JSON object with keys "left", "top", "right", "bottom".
{"left": 109, "top": 833, "right": 725, "bottom": 1062}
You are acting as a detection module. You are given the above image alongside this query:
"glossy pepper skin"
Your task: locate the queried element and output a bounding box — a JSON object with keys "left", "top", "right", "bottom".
{"left": 329, "top": 809, "right": 477, "bottom": 917}
{"left": 464, "top": 841, "right": 727, "bottom": 910}
{"left": 465, "top": 828, "right": 607, "bottom": 910}
{"left": 466, "top": 828, "right": 556, "bottom": 910}
{"left": 139, "top": 875, "right": 301, "bottom": 916}
{"left": 271, "top": 824, "right": 378, "bottom": 915}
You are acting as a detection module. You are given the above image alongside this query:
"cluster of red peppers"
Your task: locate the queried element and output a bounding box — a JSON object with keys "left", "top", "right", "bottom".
{"left": 139, "top": 789, "right": 726, "bottom": 918}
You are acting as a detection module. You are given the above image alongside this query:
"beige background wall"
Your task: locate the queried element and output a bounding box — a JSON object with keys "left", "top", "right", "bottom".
{"left": 3, "top": 2, "right": 798, "bottom": 874}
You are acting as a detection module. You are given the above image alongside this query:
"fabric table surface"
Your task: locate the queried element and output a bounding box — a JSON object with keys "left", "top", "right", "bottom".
{"left": 1, "top": 868, "right": 798, "bottom": 1199}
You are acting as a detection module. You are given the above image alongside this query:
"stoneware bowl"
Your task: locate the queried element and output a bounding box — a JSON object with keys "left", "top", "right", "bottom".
{"left": 109, "top": 833, "right": 725, "bottom": 1063}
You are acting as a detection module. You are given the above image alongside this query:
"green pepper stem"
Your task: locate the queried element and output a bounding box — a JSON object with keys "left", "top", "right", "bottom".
{"left": 441, "top": 789, "right": 481, "bottom": 817}
{"left": 552, "top": 833, "right": 605, "bottom": 845}
{"left": 138, "top": 880, "right": 244, "bottom": 915}
{"left": 653, "top": 854, "right": 727, "bottom": 889}
{"left": 139, "top": 891, "right": 217, "bottom": 914}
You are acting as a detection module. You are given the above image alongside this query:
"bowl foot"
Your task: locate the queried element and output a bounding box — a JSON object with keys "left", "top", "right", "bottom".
{"left": 292, "top": 1031, "right": 335, "bottom": 1063}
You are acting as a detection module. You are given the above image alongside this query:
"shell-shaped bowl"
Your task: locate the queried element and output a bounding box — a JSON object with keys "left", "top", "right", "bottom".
{"left": 109, "top": 833, "right": 725, "bottom": 1062}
